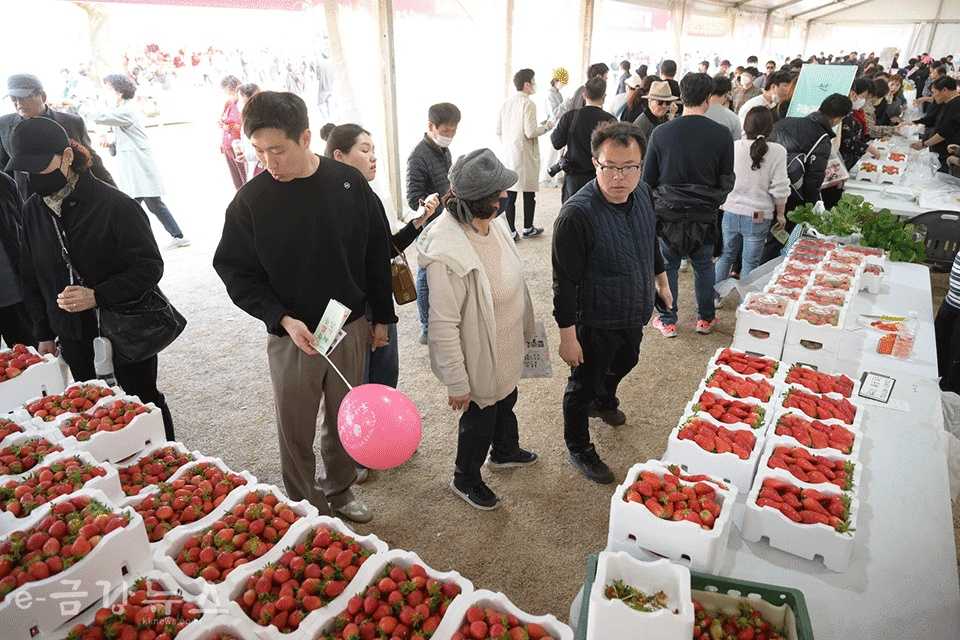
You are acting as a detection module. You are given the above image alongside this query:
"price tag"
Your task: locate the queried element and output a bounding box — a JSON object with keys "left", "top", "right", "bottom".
{"left": 521, "top": 321, "right": 552, "bottom": 379}
{"left": 858, "top": 371, "right": 896, "bottom": 404}
{"left": 314, "top": 299, "right": 351, "bottom": 356}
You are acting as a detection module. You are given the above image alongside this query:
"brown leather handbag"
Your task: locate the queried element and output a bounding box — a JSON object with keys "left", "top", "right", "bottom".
{"left": 391, "top": 246, "right": 418, "bottom": 305}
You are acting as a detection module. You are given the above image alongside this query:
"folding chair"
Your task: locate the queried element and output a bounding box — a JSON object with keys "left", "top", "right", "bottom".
{"left": 907, "top": 210, "right": 960, "bottom": 272}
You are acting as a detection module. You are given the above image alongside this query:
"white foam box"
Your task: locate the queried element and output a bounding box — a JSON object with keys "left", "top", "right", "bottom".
{"left": 0, "top": 431, "right": 67, "bottom": 484}
{"left": 785, "top": 301, "right": 849, "bottom": 355}
{"left": 606, "top": 460, "right": 737, "bottom": 574}
{"left": 124, "top": 456, "right": 257, "bottom": 546}
{"left": 662, "top": 413, "right": 764, "bottom": 495}
{"left": 756, "top": 434, "right": 862, "bottom": 494}
{"left": 0, "top": 351, "right": 66, "bottom": 414}
{"left": 176, "top": 614, "right": 263, "bottom": 640}
{"left": 810, "top": 270, "right": 860, "bottom": 298}
{"left": 6, "top": 379, "right": 120, "bottom": 429}
{"left": 48, "top": 569, "right": 207, "bottom": 640}
{"left": 768, "top": 266, "right": 813, "bottom": 292}
{"left": 216, "top": 514, "right": 389, "bottom": 636}
{"left": 771, "top": 384, "right": 864, "bottom": 433}
{"left": 732, "top": 293, "right": 793, "bottom": 360}
{"left": 706, "top": 347, "right": 782, "bottom": 381}
{"left": 781, "top": 341, "right": 839, "bottom": 374}
{"left": 701, "top": 365, "right": 778, "bottom": 408}
{"left": 433, "top": 588, "right": 572, "bottom": 640}
{"left": 115, "top": 440, "right": 202, "bottom": 504}
{"left": 586, "top": 552, "right": 693, "bottom": 640}
{"left": 47, "top": 395, "right": 167, "bottom": 464}
{"left": 154, "top": 482, "right": 320, "bottom": 596}
{"left": 767, "top": 408, "right": 863, "bottom": 460}
{"left": 0, "top": 449, "right": 124, "bottom": 536}
{"left": 798, "top": 284, "right": 853, "bottom": 310}
{"left": 859, "top": 263, "right": 885, "bottom": 294}
{"left": 0, "top": 418, "right": 27, "bottom": 446}
{"left": 0, "top": 488, "right": 153, "bottom": 639}
{"left": 777, "top": 363, "right": 860, "bottom": 399}
{"left": 740, "top": 468, "right": 859, "bottom": 572}
{"left": 685, "top": 383, "right": 771, "bottom": 433}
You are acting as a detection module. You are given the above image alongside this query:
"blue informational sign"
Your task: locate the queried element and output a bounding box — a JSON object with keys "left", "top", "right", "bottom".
{"left": 786, "top": 64, "right": 858, "bottom": 118}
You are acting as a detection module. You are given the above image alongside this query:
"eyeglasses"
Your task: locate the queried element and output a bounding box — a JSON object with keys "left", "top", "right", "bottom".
{"left": 596, "top": 163, "right": 642, "bottom": 178}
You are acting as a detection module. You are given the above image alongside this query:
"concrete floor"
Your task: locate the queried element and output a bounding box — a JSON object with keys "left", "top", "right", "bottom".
{"left": 124, "top": 122, "right": 957, "bottom": 619}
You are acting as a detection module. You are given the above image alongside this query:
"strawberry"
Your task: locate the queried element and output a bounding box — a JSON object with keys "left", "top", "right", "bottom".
{"left": 0, "top": 345, "right": 43, "bottom": 383}
{"left": 0, "top": 456, "right": 106, "bottom": 517}
{"left": 65, "top": 577, "right": 204, "bottom": 638}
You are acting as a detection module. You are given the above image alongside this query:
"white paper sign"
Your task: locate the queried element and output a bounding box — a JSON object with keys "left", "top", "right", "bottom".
{"left": 314, "top": 299, "right": 351, "bottom": 355}
{"left": 859, "top": 371, "right": 896, "bottom": 404}
{"left": 522, "top": 321, "right": 552, "bottom": 379}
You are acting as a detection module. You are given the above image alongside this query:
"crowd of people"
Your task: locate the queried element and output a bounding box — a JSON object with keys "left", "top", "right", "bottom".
{"left": 0, "top": 45, "right": 959, "bottom": 519}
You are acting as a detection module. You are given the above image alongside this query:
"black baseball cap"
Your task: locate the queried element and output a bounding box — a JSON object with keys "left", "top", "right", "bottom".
{"left": 5, "top": 117, "right": 70, "bottom": 172}
{"left": 5, "top": 74, "right": 44, "bottom": 99}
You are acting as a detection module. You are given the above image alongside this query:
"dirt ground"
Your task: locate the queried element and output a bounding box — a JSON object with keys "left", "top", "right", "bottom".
{"left": 136, "top": 123, "right": 958, "bottom": 621}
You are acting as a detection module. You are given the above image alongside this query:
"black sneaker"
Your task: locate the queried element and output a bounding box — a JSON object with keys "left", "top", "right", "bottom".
{"left": 487, "top": 448, "right": 538, "bottom": 470}
{"left": 588, "top": 405, "right": 627, "bottom": 426}
{"left": 569, "top": 446, "right": 615, "bottom": 484}
{"left": 449, "top": 479, "right": 500, "bottom": 510}
{"left": 522, "top": 226, "right": 544, "bottom": 238}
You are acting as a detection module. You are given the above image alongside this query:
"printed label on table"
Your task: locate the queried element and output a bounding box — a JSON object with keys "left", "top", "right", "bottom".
{"left": 859, "top": 371, "right": 896, "bottom": 404}
{"left": 522, "top": 321, "right": 552, "bottom": 379}
{"left": 314, "top": 299, "right": 351, "bottom": 355}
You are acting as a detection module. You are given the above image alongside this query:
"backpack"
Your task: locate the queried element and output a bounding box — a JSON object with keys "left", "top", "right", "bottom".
{"left": 786, "top": 132, "right": 830, "bottom": 193}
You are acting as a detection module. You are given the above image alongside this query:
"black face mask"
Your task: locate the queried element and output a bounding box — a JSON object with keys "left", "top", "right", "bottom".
{"left": 29, "top": 168, "right": 68, "bottom": 197}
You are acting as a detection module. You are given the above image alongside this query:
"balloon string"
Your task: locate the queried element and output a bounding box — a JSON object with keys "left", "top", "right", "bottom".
{"left": 320, "top": 351, "right": 354, "bottom": 390}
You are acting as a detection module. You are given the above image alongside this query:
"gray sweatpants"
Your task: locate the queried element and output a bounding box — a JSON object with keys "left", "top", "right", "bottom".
{"left": 266, "top": 318, "right": 368, "bottom": 513}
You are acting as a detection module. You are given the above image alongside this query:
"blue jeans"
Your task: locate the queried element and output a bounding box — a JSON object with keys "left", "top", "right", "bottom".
{"left": 658, "top": 238, "right": 715, "bottom": 325}
{"left": 365, "top": 323, "right": 399, "bottom": 388}
{"left": 715, "top": 212, "right": 772, "bottom": 282}
{"left": 416, "top": 268, "right": 430, "bottom": 333}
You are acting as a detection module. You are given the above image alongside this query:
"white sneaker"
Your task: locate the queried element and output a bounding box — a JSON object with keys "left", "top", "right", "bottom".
{"left": 335, "top": 498, "right": 372, "bottom": 523}
{"left": 166, "top": 237, "right": 191, "bottom": 249}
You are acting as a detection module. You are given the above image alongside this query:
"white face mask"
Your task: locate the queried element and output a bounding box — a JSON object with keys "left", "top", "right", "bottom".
{"left": 433, "top": 134, "right": 453, "bottom": 148}
{"left": 852, "top": 97, "right": 866, "bottom": 110}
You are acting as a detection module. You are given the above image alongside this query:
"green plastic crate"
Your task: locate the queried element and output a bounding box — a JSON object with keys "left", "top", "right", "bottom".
{"left": 575, "top": 553, "right": 814, "bottom": 640}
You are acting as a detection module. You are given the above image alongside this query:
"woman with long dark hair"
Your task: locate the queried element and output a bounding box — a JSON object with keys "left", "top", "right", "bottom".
{"left": 715, "top": 107, "right": 789, "bottom": 281}
{"left": 621, "top": 75, "right": 658, "bottom": 123}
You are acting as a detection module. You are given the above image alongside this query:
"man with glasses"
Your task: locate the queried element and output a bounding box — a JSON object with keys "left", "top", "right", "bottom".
{"left": 553, "top": 121, "right": 671, "bottom": 484}
{"left": 0, "top": 75, "right": 113, "bottom": 199}
{"left": 644, "top": 73, "right": 734, "bottom": 338}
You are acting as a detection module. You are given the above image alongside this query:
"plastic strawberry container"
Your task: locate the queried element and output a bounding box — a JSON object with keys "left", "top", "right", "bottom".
{"left": 585, "top": 552, "right": 693, "bottom": 639}
{"left": 433, "top": 588, "right": 572, "bottom": 640}
{"left": 216, "top": 513, "right": 389, "bottom": 637}
{"left": 116, "top": 440, "right": 202, "bottom": 503}
{"left": 6, "top": 379, "right": 120, "bottom": 429}
{"left": 0, "top": 349, "right": 66, "bottom": 414}
{"left": 154, "top": 483, "right": 320, "bottom": 595}
{"left": 0, "top": 449, "right": 123, "bottom": 536}
{"left": 48, "top": 569, "right": 207, "bottom": 640}
{"left": 662, "top": 412, "right": 764, "bottom": 495}
{"left": 48, "top": 395, "right": 168, "bottom": 463}
{"left": 0, "top": 488, "right": 153, "bottom": 639}
{"left": 606, "top": 460, "right": 737, "bottom": 574}
{"left": 124, "top": 456, "right": 257, "bottom": 547}
{"left": 740, "top": 468, "right": 860, "bottom": 572}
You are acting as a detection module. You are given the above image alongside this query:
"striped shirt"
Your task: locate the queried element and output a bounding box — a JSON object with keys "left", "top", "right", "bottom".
{"left": 948, "top": 252, "right": 960, "bottom": 309}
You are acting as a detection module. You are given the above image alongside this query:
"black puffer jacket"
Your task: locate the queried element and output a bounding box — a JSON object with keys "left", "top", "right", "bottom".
{"left": 771, "top": 112, "right": 835, "bottom": 203}
{"left": 0, "top": 172, "right": 21, "bottom": 278}
{"left": 405, "top": 135, "right": 451, "bottom": 212}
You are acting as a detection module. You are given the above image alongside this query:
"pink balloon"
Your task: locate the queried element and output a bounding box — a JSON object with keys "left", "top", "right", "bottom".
{"left": 338, "top": 384, "right": 422, "bottom": 470}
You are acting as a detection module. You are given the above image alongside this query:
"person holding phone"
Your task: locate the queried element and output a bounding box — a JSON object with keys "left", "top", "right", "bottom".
{"left": 715, "top": 107, "right": 789, "bottom": 282}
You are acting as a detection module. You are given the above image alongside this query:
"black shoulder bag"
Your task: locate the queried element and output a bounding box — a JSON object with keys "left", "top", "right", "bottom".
{"left": 49, "top": 213, "right": 186, "bottom": 364}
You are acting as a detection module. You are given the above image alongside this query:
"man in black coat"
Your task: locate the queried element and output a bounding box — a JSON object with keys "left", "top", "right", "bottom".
{"left": 0, "top": 171, "right": 33, "bottom": 347}
{"left": 0, "top": 74, "right": 114, "bottom": 200}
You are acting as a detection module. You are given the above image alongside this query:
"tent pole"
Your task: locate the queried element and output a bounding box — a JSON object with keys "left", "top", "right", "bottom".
{"left": 927, "top": 0, "right": 946, "bottom": 54}
{"left": 579, "top": 0, "right": 595, "bottom": 85}
{"left": 375, "top": 0, "right": 403, "bottom": 218}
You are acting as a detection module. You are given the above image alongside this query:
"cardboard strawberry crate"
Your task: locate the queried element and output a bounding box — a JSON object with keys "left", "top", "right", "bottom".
{"left": 585, "top": 552, "right": 693, "bottom": 640}
{"left": 286, "top": 548, "right": 474, "bottom": 640}
{"left": 707, "top": 347, "right": 781, "bottom": 380}
{"left": 772, "top": 384, "right": 864, "bottom": 433}
{"left": 778, "top": 362, "right": 859, "bottom": 398}
{"left": 740, "top": 469, "right": 859, "bottom": 572}
{"left": 47, "top": 395, "right": 168, "bottom": 463}
{"left": 662, "top": 413, "right": 764, "bottom": 495}
{"left": 116, "top": 440, "right": 202, "bottom": 503}
{"left": 433, "top": 588, "right": 572, "bottom": 640}
{"left": 0, "top": 488, "right": 153, "bottom": 639}
{"left": 6, "top": 379, "right": 120, "bottom": 429}
{"left": 125, "top": 456, "right": 257, "bottom": 548}
{"left": 216, "top": 513, "right": 389, "bottom": 638}
{"left": 0, "top": 449, "right": 123, "bottom": 536}
{"left": 49, "top": 569, "right": 207, "bottom": 640}
{"left": 571, "top": 553, "right": 813, "bottom": 640}
{"left": 176, "top": 614, "right": 264, "bottom": 640}
{"left": 701, "top": 365, "right": 778, "bottom": 407}
{"left": 0, "top": 348, "right": 66, "bottom": 414}
{"left": 0, "top": 431, "right": 67, "bottom": 483}
{"left": 153, "top": 483, "right": 320, "bottom": 595}
{"left": 769, "top": 408, "right": 862, "bottom": 460}
{"left": 685, "top": 385, "right": 770, "bottom": 432}
{"left": 606, "top": 460, "right": 737, "bottom": 574}
{"left": 758, "top": 434, "right": 862, "bottom": 493}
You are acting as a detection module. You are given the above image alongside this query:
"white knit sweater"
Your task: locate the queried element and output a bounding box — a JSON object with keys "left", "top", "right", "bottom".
{"left": 721, "top": 139, "right": 790, "bottom": 219}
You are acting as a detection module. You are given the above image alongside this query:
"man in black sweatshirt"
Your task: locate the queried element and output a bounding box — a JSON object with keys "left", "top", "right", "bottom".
{"left": 213, "top": 92, "right": 396, "bottom": 524}
{"left": 643, "top": 73, "right": 734, "bottom": 338}
{"left": 551, "top": 77, "right": 616, "bottom": 203}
